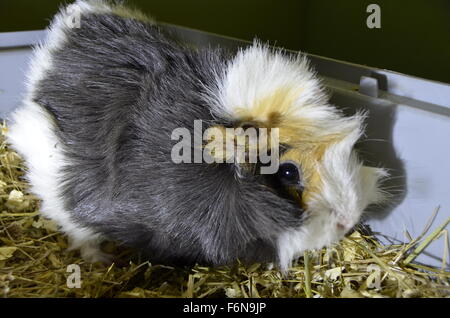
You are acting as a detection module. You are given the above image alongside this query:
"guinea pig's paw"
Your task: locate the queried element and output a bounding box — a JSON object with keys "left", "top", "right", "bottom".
{"left": 79, "top": 241, "right": 114, "bottom": 265}
{"left": 65, "top": 229, "right": 114, "bottom": 264}
{"left": 265, "top": 262, "right": 275, "bottom": 270}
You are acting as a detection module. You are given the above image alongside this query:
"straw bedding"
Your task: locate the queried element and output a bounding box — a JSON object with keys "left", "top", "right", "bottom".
{"left": 0, "top": 122, "right": 448, "bottom": 298}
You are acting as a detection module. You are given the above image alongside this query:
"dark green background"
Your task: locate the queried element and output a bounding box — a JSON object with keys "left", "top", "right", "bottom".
{"left": 1, "top": 0, "right": 449, "bottom": 83}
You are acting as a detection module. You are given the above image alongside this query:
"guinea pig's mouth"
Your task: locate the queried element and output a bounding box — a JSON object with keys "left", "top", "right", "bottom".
{"left": 336, "top": 222, "right": 356, "bottom": 238}
{"left": 337, "top": 222, "right": 349, "bottom": 232}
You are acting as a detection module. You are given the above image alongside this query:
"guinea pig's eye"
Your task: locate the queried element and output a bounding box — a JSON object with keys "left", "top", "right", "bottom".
{"left": 277, "top": 162, "right": 301, "bottom": 186}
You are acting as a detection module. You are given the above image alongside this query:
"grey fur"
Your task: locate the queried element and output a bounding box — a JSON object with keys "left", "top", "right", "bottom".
{"left": 32, "top": 10, "right": 303, "bottom": 266}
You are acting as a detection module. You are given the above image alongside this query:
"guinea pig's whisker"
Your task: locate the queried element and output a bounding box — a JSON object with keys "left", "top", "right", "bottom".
{"left": 357, "top": 138, "right": 389, "bottom": 143}
{"left": 380, "top": 185, "right": 404, "bottom": 190}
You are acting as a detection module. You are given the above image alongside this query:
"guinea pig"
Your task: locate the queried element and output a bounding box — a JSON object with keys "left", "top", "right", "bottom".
{"left": 7, "top": 0, "right": 387, "bottom": 271}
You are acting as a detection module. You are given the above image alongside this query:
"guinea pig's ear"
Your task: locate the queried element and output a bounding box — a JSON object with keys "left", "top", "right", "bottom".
{"left": 203, "top": 122, "right": 279, "bottom": 173}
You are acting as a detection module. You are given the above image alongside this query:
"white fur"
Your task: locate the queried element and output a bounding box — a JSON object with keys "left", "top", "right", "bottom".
{"left": 206, "top": 43, "right": 369, "bottom": 138}
{"left": 206, "top": 43, "right": 333, "bottom": 122}
{"left": 277, "top": 130, "right": 387, "bottom": 271}
{"left": 7, "top": 0, "right": 112, "bottom": 263}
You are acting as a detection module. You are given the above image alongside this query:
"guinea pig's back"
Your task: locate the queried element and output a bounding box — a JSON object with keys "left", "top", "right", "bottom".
{"left": 7, "top": 2, "right": 226, "bottom": 258}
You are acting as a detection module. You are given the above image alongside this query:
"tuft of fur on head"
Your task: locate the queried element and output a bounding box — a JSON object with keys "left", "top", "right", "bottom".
{"left": 205, "top": 41, "right": 328, "bottom": 121}
{"left": 206, "top": 41, "right": 388, "bottom": 271}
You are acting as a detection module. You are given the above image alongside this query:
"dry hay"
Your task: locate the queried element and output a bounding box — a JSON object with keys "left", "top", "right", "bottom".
{"left": 0, "top": 122, "right": 449, "bottom": 298}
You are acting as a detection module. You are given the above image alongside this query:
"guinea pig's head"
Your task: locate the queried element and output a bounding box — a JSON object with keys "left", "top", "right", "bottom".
{"left": 204, "top": 43, "right": 387, "bottom": 270}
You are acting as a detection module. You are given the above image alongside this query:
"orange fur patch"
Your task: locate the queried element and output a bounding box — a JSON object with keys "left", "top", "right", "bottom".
{"left": 230, "top": 87, "right": 352, "bottom": 207}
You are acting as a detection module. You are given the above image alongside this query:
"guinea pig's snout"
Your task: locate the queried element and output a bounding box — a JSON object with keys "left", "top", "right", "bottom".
{"left": 336, "top": 220, "right": 353, "bottom": 234}
{"left": 331, "top": 209, "right": 357, "bottom": 234}
{"left": 332, "top": 212, "right": 346, "bottom": 229}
